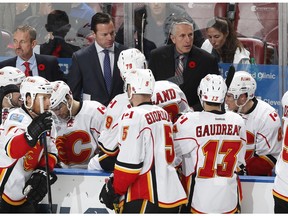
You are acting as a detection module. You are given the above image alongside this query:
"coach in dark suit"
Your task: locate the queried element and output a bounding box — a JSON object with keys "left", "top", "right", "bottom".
{"left": 0, "top": 25, "right": 64, "bottom": 82}
{"left": 149, "top": 18, "right": 219, "bottom": 111}
{"left": 67, "top": 12, "right": 126, "bottom": 106}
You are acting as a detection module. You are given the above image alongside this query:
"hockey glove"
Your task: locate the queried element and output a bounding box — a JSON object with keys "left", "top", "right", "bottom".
{"left": 25, "top": 111, "right": 52, "bottom": 147}
{"left": 99, "top": 176, "right": 120, "bottom": 210}
{"left": 236, "top": 164, "right": 247, "bottom": 175}
{"left": 23, "top": 167, "right": 57, "bottom": 204}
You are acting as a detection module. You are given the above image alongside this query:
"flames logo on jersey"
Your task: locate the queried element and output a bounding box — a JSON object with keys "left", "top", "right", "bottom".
{"left": 23, "top": 142, "right": 42, "bottom": 171}
{"left": 56, "top": 130, "right": 93, "bottom": 165}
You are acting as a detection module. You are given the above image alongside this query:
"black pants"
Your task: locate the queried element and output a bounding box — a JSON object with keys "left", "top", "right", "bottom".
{"left": 0, "top": 197, "right": 36, "bottom": 213}
{"left": 120, "top": 199, "right": 180, "bottom": 213}
{"left": 274, "top": 195, "right": 288, "bottom": 213}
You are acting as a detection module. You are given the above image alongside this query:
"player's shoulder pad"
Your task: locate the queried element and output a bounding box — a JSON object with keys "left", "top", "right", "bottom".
{"left": 85, "top": 101, "right": 106, "bottom": 113}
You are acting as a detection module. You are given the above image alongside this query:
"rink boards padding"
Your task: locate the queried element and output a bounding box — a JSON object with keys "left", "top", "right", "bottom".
{"left": 39, "top": 168, "right": 275, "bottom": 213}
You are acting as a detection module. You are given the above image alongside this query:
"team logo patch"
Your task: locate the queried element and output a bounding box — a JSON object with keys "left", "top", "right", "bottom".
{"left": 9, "top": 113, "right": 24, "bottom": 122}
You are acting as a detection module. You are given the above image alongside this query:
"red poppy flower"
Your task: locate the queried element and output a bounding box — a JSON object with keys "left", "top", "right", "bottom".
{"left": 38, "top": 64, "right": 46, "bottom": 71}
{"left": 188, "top": 61, "right": 196, "bottom": 69}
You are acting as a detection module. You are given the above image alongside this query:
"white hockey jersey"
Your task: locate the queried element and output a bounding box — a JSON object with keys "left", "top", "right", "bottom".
{"left": 173, "top": 110, "right": 246, "bottom": 213}
{"left": 152, "top": 80, "right": 192, "bottom": 122}
{"left": 0, "top": 108, "right": 16, "bottom": 137}
{"left": 273, "top": 91, "right": 288, "bottom": 200}
{"left": 98, "top": 93, "right": 132, "bottom": 153}
{"left": 55, "top": 101, "right": 106, "bottom": 169}
{"left": 114, "top": 104, "right": 187, "bottom": 208}
{"left": 240, "top": 98, "right": 282, "bottom": 161}
{"left": 94, "top": 81, "right": 192, "bottom": 171}
{"left": 98, "top": 81, "right": 192, "bottom": 154}
{"left": 0, "top": 107, "right": 58, "bottom": 205}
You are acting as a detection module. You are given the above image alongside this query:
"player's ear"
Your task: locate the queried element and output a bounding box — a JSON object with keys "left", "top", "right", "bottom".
{"left": 25, "top": 93, "right": 32, "bottom": 107}
{"left": 66, "top": 94, "right": 73, "bottom": 104}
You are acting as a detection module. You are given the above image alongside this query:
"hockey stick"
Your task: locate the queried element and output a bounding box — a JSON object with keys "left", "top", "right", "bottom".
{"left": 225, "top": 65, "right": 236, "bottom": 89}
{"left": 140, "top": 13, "right": 145, "bottom": 54}
{"left": 39, "top": 95, "right": 53, "bottom": 213}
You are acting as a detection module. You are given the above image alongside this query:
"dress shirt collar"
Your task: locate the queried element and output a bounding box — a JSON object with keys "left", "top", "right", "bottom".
{"left": 94, "top": 41, "right": 115, "bottom": 54}
{"left": 17, "top": 53, "right": 36, "bottom": 66}
{"left": 173, "top": 47, "right": 188, "bottom": 59}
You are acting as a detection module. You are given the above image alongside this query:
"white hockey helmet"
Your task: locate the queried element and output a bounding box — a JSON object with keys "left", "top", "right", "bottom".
{"left": 117, "top": 48, "right": 147, "bottom": 79}
{"left": 227, "top": 71, "right": 257, "bottom": 100}
{"left": 124, "top": 68, "right": 155, "bottom": 97}
{"left": 0, "top": 66, "right": 25, "bottom": 87}
{"left": 198, "top": 74, "right": 227, "bottom": 104}
{"left": 20, "top": 76, "right": 53, "bottom": 109}
{"left": 282, "top": 91, "right": 288, "bottom": 115}
{"left": 50, "top": 81, "right": 72, "bottom": 110}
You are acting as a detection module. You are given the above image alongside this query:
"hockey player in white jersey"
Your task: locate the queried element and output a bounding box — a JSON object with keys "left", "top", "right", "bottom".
{"left": 89, "top": 48, "right": 191, "bottom": 171}
{"left": 88, "top": 48, "right": 144, "bottom": 171}
{"left": 0, "top": 66, "right": 25, "bottom": 125}
{"left": 99, "top": 68, "right": 187, "bottom": 213}
{"left": 152, "top": 80, "right": 191, "bottom": 122}
{"left": 0, "top": 76, "right": 57, "bottom": 213}
{"left": 273, "top": 91, "right": 288, "bottom": 213}
{"left": 225, "top": 71, "right": 282, "bottom": 176}
{"left": 50, "top": 80, "right": 106, "bottom": 169}
{"left": 173, "top": 74, "right": 246, "bottom": 213}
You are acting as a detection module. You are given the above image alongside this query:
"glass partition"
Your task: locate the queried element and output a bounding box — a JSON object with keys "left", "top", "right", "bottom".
{"left": 0, "top": 2, "right": 287, "bottom": 113}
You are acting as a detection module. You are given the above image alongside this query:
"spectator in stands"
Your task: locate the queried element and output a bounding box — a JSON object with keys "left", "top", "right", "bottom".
{"left": 140, "top": 3, "right": 204, "bottom": 48}
{"left": 201, "top": 17, "right": 250, "bottom": 65}
{"left": 225, "top": 71, "right": 282, "bottom": 176}
{"left": 115, "top": 11, "right": 157, "bottom": 61}
{"left": 40, "top": 10, "right": 80, "bottom": 58}
{"left": 22, "top": 3, "right": 73, "bottom": 45}
{"left": 149, "top": 18, "right": 219, "bottom": 111}
{"left": 273, "top": 91, "right": 288, "bottom": 213}
{"left": 22, "top": 3, "right": 56, "bottom": 44}
{"left": 115, "top": 3, "right": 204, "bottom": 60}
{"left": 0, "top": 25, "right": 64, "bottom": 82}
{"left": 15, "top": 3, "right": 35, "bottom": 31}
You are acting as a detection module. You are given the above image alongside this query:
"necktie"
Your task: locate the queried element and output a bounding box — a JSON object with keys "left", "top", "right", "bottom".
{"left": 175, "top": 55, "right": 184, "bottom": 76}
{"left": 23, "top": 61, "right": 31, "bottom": 77}
{"left": 52, "top": 44, "right": 62, "bottom": 57}
{"left": 168, "top": 55, "right": 184, "bottom": 85}
{"left": 103, "top": 49, "right": 112, "bottom": 94}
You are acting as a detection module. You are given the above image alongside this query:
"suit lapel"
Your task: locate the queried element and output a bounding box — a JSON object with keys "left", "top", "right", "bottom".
{"left": 35, "top": 54, "right": 47, "bottom": 79}
{"left": 165, "top": 45, "right": 175, "bottom": 77}
{"left": 12, "top": 57, "right": 17, "bottom": 66}
{"left": 111, "top": 45, "right": 122, "bottom": 93}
